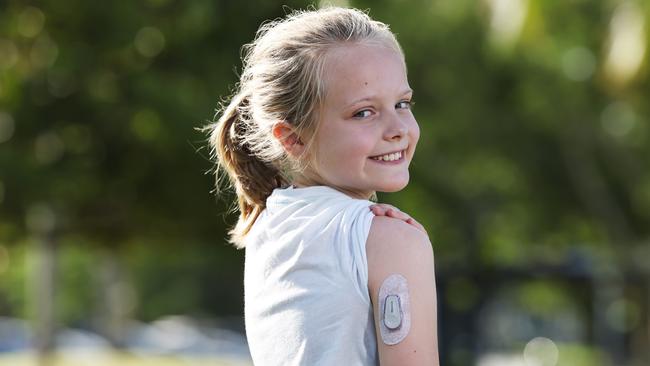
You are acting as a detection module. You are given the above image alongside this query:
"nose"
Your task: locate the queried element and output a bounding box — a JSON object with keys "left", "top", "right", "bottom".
{"left": 383, "top": 114, "right": 408, "bottom": 141}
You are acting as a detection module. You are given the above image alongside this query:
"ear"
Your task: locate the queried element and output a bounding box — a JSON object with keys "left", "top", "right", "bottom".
{"left": 272, "top": 121, "right": 306, "bottom": 158}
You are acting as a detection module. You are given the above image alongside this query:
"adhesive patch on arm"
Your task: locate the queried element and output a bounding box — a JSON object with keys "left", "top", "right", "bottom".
{"left": 378, "top": 274, "right": 411, "bottom": 345}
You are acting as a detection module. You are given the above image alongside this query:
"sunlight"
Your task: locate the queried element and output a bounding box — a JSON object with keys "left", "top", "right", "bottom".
{"left": 486, "top": 0, "right": 528, "bottom": 48}
{"left": 604, "top": 1, "right": 646, "bottom": 86}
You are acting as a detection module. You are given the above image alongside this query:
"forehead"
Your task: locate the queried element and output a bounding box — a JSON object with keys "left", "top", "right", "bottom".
{"left": 322, "top": 43, "right": 408, "bottom": 103}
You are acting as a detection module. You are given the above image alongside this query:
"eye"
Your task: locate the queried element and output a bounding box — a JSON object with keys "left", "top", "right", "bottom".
{"left": 353, "top": 109, "right": 373, "bottom": 119}
{"left": 396, "top": 100, "right": 413, "bottom": 110}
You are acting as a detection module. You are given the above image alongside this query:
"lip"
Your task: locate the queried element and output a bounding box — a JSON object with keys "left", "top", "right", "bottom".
{"left": 369, "top": 148, "right": 408, "bottom": 159}
{"left": 368, "top": 149, "right": 407, "bottom": 164}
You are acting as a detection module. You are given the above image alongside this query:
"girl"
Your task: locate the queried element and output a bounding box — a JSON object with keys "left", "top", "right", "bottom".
{"left": 206, "top": 7, "right": 439, "bottom": 365}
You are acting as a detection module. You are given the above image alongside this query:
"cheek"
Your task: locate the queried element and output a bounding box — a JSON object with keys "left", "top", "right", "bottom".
{"left": 344, "top": 131, "right": 376, "bottom": 160}
{"left": 324, "top": 136, "right": 371, "bottom": 166}
{"left": 315, "top": 131, "right": 355, "bottom": 169}
{"left": 319, "top": 125, "right": 375, "bottom": 161}
{"left": 413, "top": 122, "right": 420, "bottom": 142}
{"left": 409, "top": 118, "right": 420, "bottom": 145}
{"left": 406, "top": 118, "right": 420, "bottom": 160}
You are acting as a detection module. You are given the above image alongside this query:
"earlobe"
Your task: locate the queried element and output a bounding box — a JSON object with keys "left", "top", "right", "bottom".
{"left": 272, "top": 121, "right": 305, "bottom": 157}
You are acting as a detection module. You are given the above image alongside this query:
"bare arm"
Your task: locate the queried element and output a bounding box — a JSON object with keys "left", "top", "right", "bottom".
{"left": 366, "top": 216, "right": 439, "bottom": 365}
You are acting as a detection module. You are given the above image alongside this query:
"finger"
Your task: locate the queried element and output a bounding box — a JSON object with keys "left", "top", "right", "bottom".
{"left": 373, "top": 203, "right": 400, "bottom": 211}
{"left": 386, "top": 208, "right": 410, "bottom": 221}
{"left": 406, "top": 218, "right": 427, "bottom": 233}
{"left": 372, "top": 205, "right": 410, "bottom": 221}
{"left": 370, "top": 204, "right": 400, "bottom": 216}
{"left": 382, "top": 204, "right": 401, "bottom": 213}
{"left": 371, "top": 204, "right": 388, "bottom": 211}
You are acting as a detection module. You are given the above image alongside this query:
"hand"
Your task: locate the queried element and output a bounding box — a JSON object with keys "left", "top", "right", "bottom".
{"left": 369, "top": 203, "right": 427, "bottom": 234}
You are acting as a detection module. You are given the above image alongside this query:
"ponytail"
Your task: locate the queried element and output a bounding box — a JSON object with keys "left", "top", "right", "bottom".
{"left": 206, "top": 7, "right": 403, "bottom": 248}
{"left": 208, "top": 92, "right": 287, "bottom": 248}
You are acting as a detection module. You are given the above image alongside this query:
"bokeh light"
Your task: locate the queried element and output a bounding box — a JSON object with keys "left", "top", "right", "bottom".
{"left": 134, "top": 27, "right": 166, "bottom": 58}
{"left": 601, "top": 101, "right": 636, "bottom": 138}
{"left": 486, "top": 0, "right": 528, "bottom": 48}
{"left": 523, "top": 337, "right": 559, "bottom": 366}
{"left": 604, "top": 1, "right": 646, "bottom": 86}
{"left": 605, "top": 298, "right": 641, "bottom": 333}
{"left": 561, "top": 47, "right": 596, "bottom": 82}
{"left": 34, "top": 132, "right": 65, "bottom": 164}
{"left": 17, "top": 6, "right": 45, "bottom": 38}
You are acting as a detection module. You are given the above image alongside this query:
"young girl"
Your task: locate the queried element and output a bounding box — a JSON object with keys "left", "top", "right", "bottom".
{"left": 207, "top": 7, "right": 439, "bottom": 365}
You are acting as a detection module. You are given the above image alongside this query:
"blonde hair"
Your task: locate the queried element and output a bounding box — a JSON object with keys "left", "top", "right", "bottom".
{"left": 206, "top": 6, "right": 403, "bottom": 248}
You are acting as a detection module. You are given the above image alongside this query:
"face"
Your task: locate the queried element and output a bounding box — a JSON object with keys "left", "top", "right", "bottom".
{"left": 300, "top": 43, "right": 419, "bottom": 199}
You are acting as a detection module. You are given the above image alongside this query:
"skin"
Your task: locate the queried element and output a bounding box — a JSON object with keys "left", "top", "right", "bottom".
{"left": 273, "top": 43, "right": 419, "bottom": 200}
{"left": 367, "top": 216, "right": 439, "bottom": 365}
{"left": 272, "top": 43, "right": 439, "bottom": 365}
{"left": 272, "top": 43, "right": 425, "bottom": 230}
{"left": 369, "top": 203, "right": 426, "bottom": 233}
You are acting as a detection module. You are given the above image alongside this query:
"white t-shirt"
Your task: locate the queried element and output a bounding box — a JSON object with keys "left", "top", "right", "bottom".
{"left": 244, "top": 185, "right": 379, "bottom": 365}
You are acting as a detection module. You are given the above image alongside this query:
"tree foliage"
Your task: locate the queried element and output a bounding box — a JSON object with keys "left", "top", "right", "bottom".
{"left": 0, "top": 0, "right": 649, "bottom": 363}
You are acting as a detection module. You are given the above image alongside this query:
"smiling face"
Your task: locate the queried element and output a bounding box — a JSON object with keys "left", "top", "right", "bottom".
{"left": 295, "top": 43, "right": 419, "bottom": 199}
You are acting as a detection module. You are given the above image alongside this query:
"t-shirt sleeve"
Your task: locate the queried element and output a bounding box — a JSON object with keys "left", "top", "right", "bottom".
{"left": 341, "top": 201, "right": 375, "bottom": 306}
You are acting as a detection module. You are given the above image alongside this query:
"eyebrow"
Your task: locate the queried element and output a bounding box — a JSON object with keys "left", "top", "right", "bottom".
{"left": 345, "top": 88, "right": 413, "bottom": 109}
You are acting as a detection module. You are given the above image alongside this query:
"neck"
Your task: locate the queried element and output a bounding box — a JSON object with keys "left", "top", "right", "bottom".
{"left": 291, "top": 176, "right": 374, "bottom": 200}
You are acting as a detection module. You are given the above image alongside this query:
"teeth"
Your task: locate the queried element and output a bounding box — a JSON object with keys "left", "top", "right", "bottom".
{"left": 372, "top": 150, "right": 403, "bottom": 161}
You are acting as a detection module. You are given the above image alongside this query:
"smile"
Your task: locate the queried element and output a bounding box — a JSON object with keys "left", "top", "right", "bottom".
{"left": 369, "top": 149, "right": 406, "bottom": 163}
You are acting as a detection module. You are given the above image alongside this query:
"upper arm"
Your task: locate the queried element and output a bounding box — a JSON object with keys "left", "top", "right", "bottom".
{"left": 366, "top": 216, "right": 439, "bottom": 366}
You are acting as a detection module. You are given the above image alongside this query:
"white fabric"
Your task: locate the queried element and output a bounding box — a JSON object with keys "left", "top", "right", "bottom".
{"left": 244, "top": 185, "right": 378, "bottom": 366}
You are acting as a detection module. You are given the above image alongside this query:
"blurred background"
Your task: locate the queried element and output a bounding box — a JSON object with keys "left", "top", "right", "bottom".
{"left": 0, "top": 0, "right": 649, "bottom": 365}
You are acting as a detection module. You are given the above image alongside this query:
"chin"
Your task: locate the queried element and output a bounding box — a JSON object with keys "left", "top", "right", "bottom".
{"left": 376, "top": 175, "right": 409, "bottom": 193}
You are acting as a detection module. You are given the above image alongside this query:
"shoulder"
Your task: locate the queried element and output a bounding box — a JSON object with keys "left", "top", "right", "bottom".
{"left": 366, "top": 216, "right": 434, "bottom": 293}
{"left": 366, "top": 216, "right": 433, "bottom": 274}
